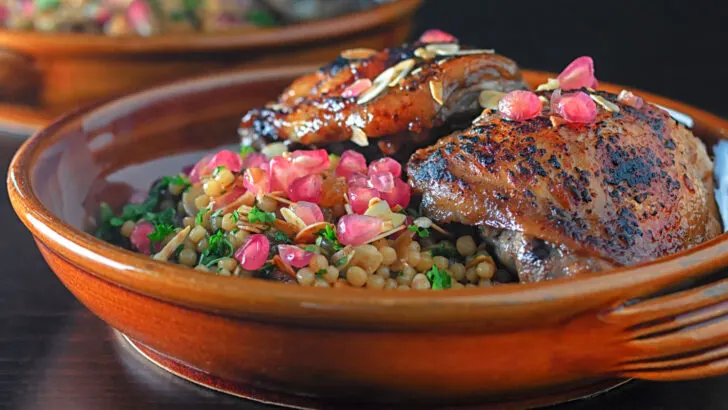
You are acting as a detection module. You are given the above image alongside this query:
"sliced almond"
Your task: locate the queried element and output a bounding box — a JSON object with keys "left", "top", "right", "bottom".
{"left": 263, "top": 192, "right": 292, "bottom": 205}
{"left": 153, "top": 226, "right": 191, "bottom": 262}
{"left": 550, "top": 115, "right": 568, "bottom": 128}
{"left": 429, "top": 79, "right": 444, "bottom": 105}
{"left": 273, "top": 218, "right": 301, "bottom": 238}
{"left": 425, "top": 43, "right": 460, "bottom": 55}
{"left": 451, "top": 49, "right": 494, "bottom": 56}
{"left": 236, "top": 223, "right": 264, "bottom": 234}
{"left": 590, "top": 94, "right": 620, "bottom": 113}
{"left": 357, "top": 66, "right": 396, "bottom": 105}
{"left": 390, "top": 212, "right": 407, "bottom": 227}
{"left": 332, "top": 246, "right": 355, "bottom": 269}
{"left": 280, "top": 207, "right": 307, "bottom": 231}
{"left": 429, "top": 221, "right": 450, "bottom": 236}
{"left": 272, "top": 255, "right": 297, "bottom": 279}
{"left": 364, "top": 198, "right": 392, "bottom": 219}
{"left": 340, "top": 48, "right": 377, "bottom": 60}
{"left": 536, "top": 78, "right": 560, "bottom": 91}
{"left": 538, "top": 95, "right": 549, "bottom": 104}
{"left": 388, "top": 58, "right": 416, "bottom": 87}
{"left": 414, "top": 47, "right": 436, "bottom": 60}
{"left": 413, "top": 216, "right": 433, "bottom": 229}
{"left": 218, "top": 191, "right": 256, "bottom": 215}
{"left": 261, "top": 142, "right": 287, "bottom": 158}
{"left": 295, "top": 221, "right": 333, "bottom": 245}
{"left": 478, "top": 90, "right": 504, "bottom": 110}
{"left": 350, "top": 126, "right": 369, "bottom": 147}
{"left": 366, "top": 224, "right": 406, "bottom": 244}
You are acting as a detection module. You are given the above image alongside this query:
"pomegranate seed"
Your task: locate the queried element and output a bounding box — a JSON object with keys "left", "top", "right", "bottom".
{"left": 289, "top": 174, "right": 323, "bottom": 203}
{"left": 380, "top": 179, "right": 411, "bottom": 209}
{"left": 243, "top": 168, "right": 270, "bottom": 194}
{"left": 368, "top": 171, "right": 395, "bottom": 193}
{"left": 290, "top": 149, "right": 330, "bottom": 175}
{"left": 130, "top": 221, "right": 157, "bottom": 255}
{"left": 498, "top": 90, "right": 543, "bottom": 122}
{"left": 347, "top": 172, "right": 369, "bottom": 188}
{"left": 189, "top": 154, "right": 213, "bottom": 183}
{"left": 235, "top": 234, "right": 270, "bottom": 270}
{"left": 290, "top": 201, "right": 324, "bottom": 226}
{"left": 348, "top": 185, "right": 380, "bottom": 214}
{"left": 617, "top": 90, "right": 644, "bottom": 109}
{"left": 242, "top": 152, "right": 267, "bottom": 170}
{"left": 337, "top": 215, "right": 383, "bottom": 246}
{"left": 336, "top": 150, "right": 367, "bottom": 179}
{"left": 557, "top": 56, "right": 598, "bottom": 90}
{"left": 209, "top": 150, "right": 243, "bottom": 173}
{"left": 278, "top": 245, "right": 313, "bottom": 268}
{"left": 554, "top": 91, "right": 597, "bottom": 124}
{"left": 368, "top": 157, "right": 402, "bottom": 178}
{"left": 341, "top": 79, "right": 373, "bottom": 98}
{"left": 213, "top": 185, "right": 246, "bottom": 209}
{"left": 269, "top": 156, "right": 303, "bottom": 192}
{"left": 418, "top": 29, "right": 457, "bottom": 44}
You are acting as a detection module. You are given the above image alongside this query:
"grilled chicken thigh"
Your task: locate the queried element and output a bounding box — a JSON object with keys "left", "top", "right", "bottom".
{"left": 407, "top": 90, "right": 721, "bottom": 282}
{"left": 239, "top": 37, "right": 526, "bottom": 161}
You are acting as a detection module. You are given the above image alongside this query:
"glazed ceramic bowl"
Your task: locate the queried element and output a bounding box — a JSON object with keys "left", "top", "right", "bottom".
{"left": 8, "top": 66, "right": 728, "bottom": 409}
{"left": 0, "top": 0, "right": 419, "bottom": 129}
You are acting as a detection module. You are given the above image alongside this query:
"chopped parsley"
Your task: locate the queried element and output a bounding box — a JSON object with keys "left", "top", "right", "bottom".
{"left": 248, "top": 206, "right": 276, "bottom": 224}
{"left": 407, "top": 224, "right": 430, "bottom": 238}
{"left": 198, "top": 229, "right": 234, "bottom": 267}
{"left": 304, "top": 245, "right": 317, "bottom": 252}
{"left": 210, "top": 209, "right": 224, "bottom": 220}
{"left": 257, "top": 262, "right": 275, "bottom": 279}
{"left": 160, "top": 174, "right": 191, "bottom": 193}
{"left": 147, "top": 223, "right": 176, "bottom": 244}
{"left": 426, "top": 265, "right": 452, "bottom": 290}
{"left": 231, "top": 210, "right": 240, "bottom": 223}
{"left": 240, "top": 145, "right": 256, "bottom": 158}
{"left": 315, "top": 225, "right": 343, "bottom": 251}
{"left": 213, "top": 165, "right": 226, "bottom": 176}
{"left": 335, "top": 255, "right": 348, "bottom": 267}
{"left": 429, "top": 242, "right": 458, "bottom": 259}
{"left": 316, "top": 269, "right": 327, "bottom": 280}
{"left": 196, "top": 206, "right": 210, "bottom": 226}
{"left": 273, "top": 231, "right": 291, "bottom": 244}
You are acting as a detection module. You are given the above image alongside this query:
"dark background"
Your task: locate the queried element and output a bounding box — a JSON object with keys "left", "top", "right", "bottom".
{"left": 1, "top": 2, "right": 728, "bottom": 410}
{"left": 415, "top": 0, "right": 728, "bottom": 117}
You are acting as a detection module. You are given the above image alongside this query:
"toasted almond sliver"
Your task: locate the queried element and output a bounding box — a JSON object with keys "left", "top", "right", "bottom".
{"left": 538, "top": 95, "right": 549, "bottom": 104}
{"left": 218, "top": 191, "right": 255, "bottom": 215}
{"left": 536, "top": 78, "right": 560, "bottom": 91}
{"left": 366, "top": 225, "right": 407, "bottom": 244}
{"left": 451, "top": 49, "right": 494, "bottom": 56}
{"left": 388, "top": 58, "right": 416, "bottom": 87}
{"left": 237, "top": 224, "right": 263, "bottom": 234}
{"left": 272, "top": 255, "right": 297, "bottom": 279}
{"left": 414, "top": 47, "right": 436, "bottom": 60}
{"left": 357, "top": 66, "right": 396, "bottom": 105}
{"left": 429, "top": 79, "right": 443, "bottom": 105}
{"left": 263, "top": 193, "right": 293, "bottom": 205}
{"left": 590, "top": 94, "right": 620, "bottom": 113}
{"left": 478, "top": 90, "right": 504, "bottom": 110}
{"left": 425, "top": 43, "right": 460, "bottom": 55}
{"left": 280, "top": 207, "right": 307, "bottom": 231}
{"left": 153, "top": 226, "right": 191, "bottom": 262}
{"left": 351, "top": 126, "right": 369, "bottom": 147}
{"left": 430, "top": 221, "right": 450, "bottom": 236}
{"left": 340, "top": 48, "right": 377, "bottom": 60}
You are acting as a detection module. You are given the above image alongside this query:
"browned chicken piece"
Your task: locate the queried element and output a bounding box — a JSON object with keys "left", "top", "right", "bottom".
{"left": 239, "top": 42, "right": 526, "bottom": 161}
{"left": 407, "top": 90, "right": 721, "bottom": 282}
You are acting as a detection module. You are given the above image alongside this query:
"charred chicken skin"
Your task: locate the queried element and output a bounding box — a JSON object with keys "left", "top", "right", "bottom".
{"left": 407, "top": 89, "right": 721, "bottom": 282}
{"left": 239, "top": 35, "right": 526, "bottom": 160}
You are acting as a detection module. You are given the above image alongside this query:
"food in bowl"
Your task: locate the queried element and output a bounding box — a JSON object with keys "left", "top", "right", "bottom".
{"left": 94, "top": 30, "right": 721, "bottom": 290}
{"left": 1, "top": 0, "right": 394, "bottom": 35}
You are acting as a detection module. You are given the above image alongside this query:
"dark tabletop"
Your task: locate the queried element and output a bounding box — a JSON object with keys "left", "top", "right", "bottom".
{"left": 1, "top": 134, "right": 728, "bottom": 410}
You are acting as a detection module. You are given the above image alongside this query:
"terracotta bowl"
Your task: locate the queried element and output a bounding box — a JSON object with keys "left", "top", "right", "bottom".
{"left": 0, "top": 0, "right": 419, "bottom": 130}
{"left": 8, "top": 67, "right": 728, "bottom": 409}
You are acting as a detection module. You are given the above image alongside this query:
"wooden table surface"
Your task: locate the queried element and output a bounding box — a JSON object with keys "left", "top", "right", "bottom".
{"left": 1, "top": 135, "right": 727, "bottom": 410}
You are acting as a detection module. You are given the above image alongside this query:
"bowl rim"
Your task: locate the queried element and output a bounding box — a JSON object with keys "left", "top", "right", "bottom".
{"left": 8, "top": 65, "right": 728, "bottom": 328}
{"left": 0, "top": 0, "right": 421, "bottom": 56}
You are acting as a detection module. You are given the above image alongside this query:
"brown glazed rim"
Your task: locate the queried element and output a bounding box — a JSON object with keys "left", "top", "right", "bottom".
{"left": 8, "top": 66, "right": 728, "bottom": 329}
{"left": 0, "top": 0, "right": 421, "bottom": 56}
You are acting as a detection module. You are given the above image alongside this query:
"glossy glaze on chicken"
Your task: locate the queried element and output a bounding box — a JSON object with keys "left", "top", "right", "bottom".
{"left": 239, "top": 31, "right": 526, "bottom": 161}
{"left": 408, "top": 89, "right": 721, "bottom": 282}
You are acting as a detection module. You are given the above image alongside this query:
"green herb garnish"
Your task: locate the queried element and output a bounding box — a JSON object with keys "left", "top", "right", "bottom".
{"left": 231, "top": 210, "right": 240, "bottom": 223}
{"left": 429, "top": 242, "right": 458, "bottom": 259}
{"left": 196, "top": 206, "right": 210, "bottom": 226}
{"left": 210, "top": 209, "right": 224, "bottom": 220}
{"left": 426, "top": 265, "right": 452, "bottom": 290}
{"left": 315, "top": 225, "right": 343, "bottom": 250}
{"left": 316, "top": 269, "right": 327, "bottom": 280}
{"left": 273, "top": 231, "right": 291, "bottom": 244}
{"left": 407, "top": 224, "right": 430, "bottom": 238}
{"left": 147, "top": 224, "right": 176, "bottom": 244}
{"left": 213, "top": 166, "right": 226, "bottom": 176}
{"left": 161, "top": 174, "right": 191, "bottom": 193}
{"left": 305, "top": 245, "right": 317, "bottom": 252}
{"left": 248, "top": 206, "right": 276, "bottom": 224}
{"left": 198, "top": 229, "right": 234, "bottom": 267}
{"left": 258, "top": 262, "right": 275, "bottom": 279}
{"left": 246, "top": 10, "right": 277, "bottom": 26}
{"left": 240, "top": 145, "right": 256, "bottom": 158}
{"left": 335, "top": 255, "right": 348, "bottom": 267}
